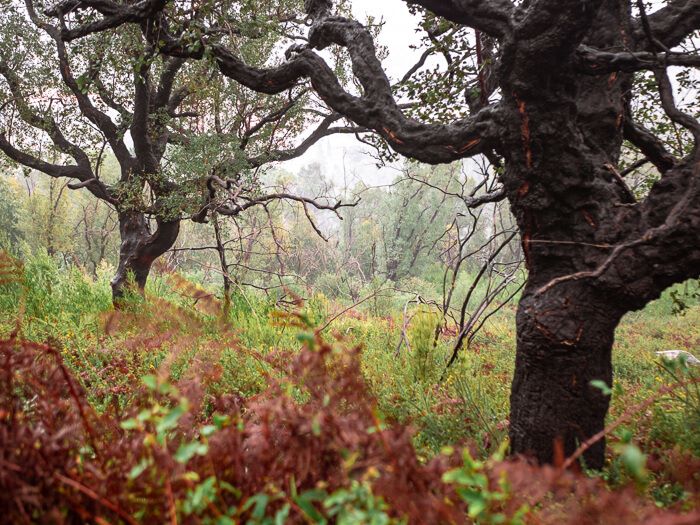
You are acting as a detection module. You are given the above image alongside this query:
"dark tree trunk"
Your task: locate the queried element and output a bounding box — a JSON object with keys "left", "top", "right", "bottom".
{"left": 509, "top": 282, "right": 624, "bottom": 468}
{"left": 111, "top": 211, "right": 180, "bottom": 302}
{"left": 495, "top": 1, "right": 640, "bottom": 468}
{"left": 213, "top": 214, "right": 232, "bottom": 316}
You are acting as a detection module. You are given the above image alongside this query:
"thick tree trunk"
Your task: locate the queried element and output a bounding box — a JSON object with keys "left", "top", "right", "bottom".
{"left": 111, "top": 211, "right": 180, "bottom": 302}
{"left": 509, "top": 281, "right": 624, "bottom": 469}
{"left": 498, "top": 2, "right": 636, "bottom": 467}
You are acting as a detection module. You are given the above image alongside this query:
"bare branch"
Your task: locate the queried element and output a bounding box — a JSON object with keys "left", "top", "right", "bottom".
{"left": 576, "top": 45, "right": 700, "bottom": 73}
{"left": 217, "top": 192, "right": 360, "bottom": 217}
{"left": 623, "top": 102, "right": 677, "bottom": 173}
{"left": 653, "top": 67, "right": 700, "bottom": 156}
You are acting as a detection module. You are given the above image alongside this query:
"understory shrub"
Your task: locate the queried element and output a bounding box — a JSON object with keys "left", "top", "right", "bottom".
{"left": 1, "top": 327, "right": 698, "bottom": 524}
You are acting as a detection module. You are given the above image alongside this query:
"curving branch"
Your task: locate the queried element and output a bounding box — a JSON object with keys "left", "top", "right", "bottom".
{"left": 128, "top": 51, "right": 168, "bottom": 179}
{"left": 44, "top": 0, "right": 168, "bottom": 41}
{"left": 0, "top": 53, "right": 115, "bottom": 202}
{"left": 0, "top": 134, "right": 115, "bottom": 203}
{"left": 623, "top": 102, "right": 677, "bottom": 173}
{"left": 239, "top": 89, "right": 308, "bottom": 151}
{"left": 217, "top": 192, "right": 359, "bottom": 217}
{"left": 46, "top": 0, "right": 505, "bottom": 164}
{"left": 403, "top": 0, "right": 514, "bottom": 39}
{"left": 155, "top": 57, "right": 187, "bottom": 111}
{"left": 653, "top": 67, "right": 700, "bottom": 158}
{"left": 26, "top": 0, "right": 133, "bottom": 167}
{"left": 210, "top": 16, "right": 504, "bottom": 163}
{"left": 0, "top": 61, "right": 89, "bottom": 170}
{"left": 247, "top": 113, "right": 367, "bottom": 168}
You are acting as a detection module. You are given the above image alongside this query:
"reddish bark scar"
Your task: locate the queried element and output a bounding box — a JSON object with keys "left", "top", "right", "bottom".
{"left": 514, "top": 93, "right": 533, "bottom": 169}
{"left": 581, "top": 210, "right": 597, "bottom": 229}
{"left": 518, "top": 181, "right": 530, "bottom": 199}
{"left": 458, "top": 138, "right": 481, "bottom": 153}
{"left": 561, "top": 323, "right": 585, "bottom": 347}
{"left": 382, "top": 127, "right": 404, "bottom": 145}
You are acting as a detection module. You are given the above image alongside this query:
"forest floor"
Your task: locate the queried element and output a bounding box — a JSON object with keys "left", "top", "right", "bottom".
{"left": 1, "top": 252, "right": 699, "bottom": 523}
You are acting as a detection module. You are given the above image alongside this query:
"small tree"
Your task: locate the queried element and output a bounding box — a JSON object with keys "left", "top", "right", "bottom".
{"left": 0, "top": 0, "right": 356, "bottom": 300}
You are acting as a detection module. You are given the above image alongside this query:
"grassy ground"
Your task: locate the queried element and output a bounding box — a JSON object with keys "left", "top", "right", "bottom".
{"left": 1, "top": 251, "right": 699, "bottom": 518}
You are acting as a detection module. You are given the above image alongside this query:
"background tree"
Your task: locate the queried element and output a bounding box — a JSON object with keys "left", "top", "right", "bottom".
{"left": 50, "top": 0, "right": 700, "bottom": 468}
{"left": 0, "top": 175, "right": 24, "bottom": 250}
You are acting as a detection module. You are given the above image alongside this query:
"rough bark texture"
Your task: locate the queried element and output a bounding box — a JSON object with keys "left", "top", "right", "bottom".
{"left": 510, "top": 283, "right": 623, "bottom": 468}
{"left": 111, "top": 212, "right": 180, "bottom": 300}
{"left": 496, "top": 1, "right": 635, "bottom": 465}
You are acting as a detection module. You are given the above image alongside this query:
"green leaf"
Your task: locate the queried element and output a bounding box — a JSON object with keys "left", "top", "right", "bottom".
{"left": 219, "top": 480, "right": 241, "bottom": 499}
{"left": 156, "top": 403, "right": 187, "bottom": 434}
{"left": 442, "top": 468, "right": 473, "bottom": 485}
{"left": 459, "top": 488, "right": 487, "bottom": 518}
{"left": 294, "top": 490, "right": 327, "bottom": 523}
{"left": 182, "top": 471, "right": 200, "bottom": 483}
{"left": 213, "top": 414, "right": 231, "bottom": 429}
{"left": 120, "top": 418, "right": 140, "bottom": 430}
{"left": 174, "top": 441, "right": 209, "bottom": 464}
{"left": 590, "top": 379, "right": 612, "bottom": 396}
{"left": 128, "top": 457, "right": 152, "bottom": 480}
{"left": 274, "top": 503, "right": 291, "bottom": 525}
{"left": 311, "top": 415, "right": 322, "bottom": 436}
{"left": 186, "top": 476, "right": 217, "bottom": 514}
{"left": 142, "top": 374, "right": 158, "bottom": 390}
{"left": 621, "top": 444, "right": 647, "bottom": 481}
{"left": 201, "top": 424, "right": 218, "bottom": 437}
{"left": 242, "top": 493, "right": 269, "bottom": 519}
{"left": 296, "top": 332, "right": 315, "bottom": 347}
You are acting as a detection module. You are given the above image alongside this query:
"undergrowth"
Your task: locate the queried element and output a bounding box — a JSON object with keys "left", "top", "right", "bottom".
{"left": 0, "top": 252, "right": 699, "bottom": 523}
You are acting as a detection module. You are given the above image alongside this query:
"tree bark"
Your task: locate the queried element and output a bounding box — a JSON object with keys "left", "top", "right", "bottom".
{"left": 509, "top": 282, "right": 624, "bottom": 469}
{"left": 213, "top": 214, "right": 232, "bottom": 316}
{"left": 111, "top": 211, "right": 180, "bottom": 302}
